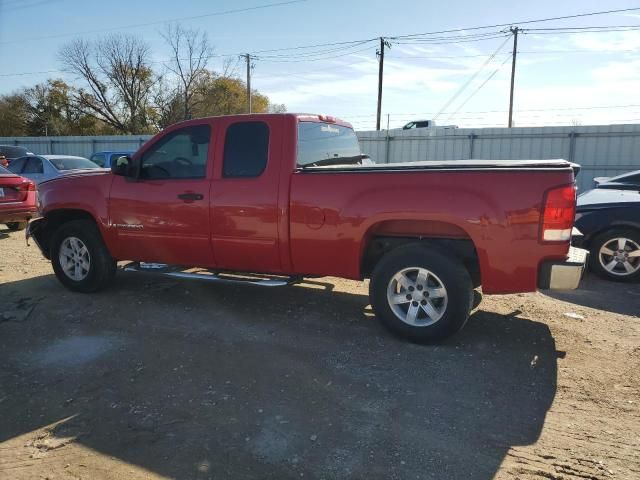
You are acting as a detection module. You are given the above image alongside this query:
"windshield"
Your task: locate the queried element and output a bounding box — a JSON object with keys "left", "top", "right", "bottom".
{"left": 297, "top": 121, "right": 361, "bottom": 167}
{"left": 49, "top": 157, "right": 100, "bottom": 171}
{"left": 0, "top": 165, "right": 11, "bottom": 175}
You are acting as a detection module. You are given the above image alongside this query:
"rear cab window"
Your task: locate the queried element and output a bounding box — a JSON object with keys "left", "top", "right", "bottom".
{"left": 297, "top": 121, "right": 361, "bottom": 168}
{"left": 223, "top": 122, "right": 269, "bottom": 178}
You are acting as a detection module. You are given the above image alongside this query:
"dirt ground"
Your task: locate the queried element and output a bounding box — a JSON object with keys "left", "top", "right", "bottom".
{"left": 0, "top": 227, "right": 639, "bottom": 480}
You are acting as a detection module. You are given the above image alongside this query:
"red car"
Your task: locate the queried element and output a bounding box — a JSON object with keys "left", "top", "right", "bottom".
{"left": 0, "top": 165, "right": 37, "bottom": 231}
{"left": 28, "top": 113, "right": 586, "bottom": 342}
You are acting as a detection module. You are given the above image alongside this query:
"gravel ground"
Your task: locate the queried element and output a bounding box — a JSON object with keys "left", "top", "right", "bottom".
{"left": 1, "top": 227, "right": 639, "bottom": 480}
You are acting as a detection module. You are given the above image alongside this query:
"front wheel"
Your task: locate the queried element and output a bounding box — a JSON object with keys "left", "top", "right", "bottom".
{"left": 370, "top": 245, "right": 473, "bottom": 343}
{"left": 50, "top": 219, "right": 116, "bottom": 293}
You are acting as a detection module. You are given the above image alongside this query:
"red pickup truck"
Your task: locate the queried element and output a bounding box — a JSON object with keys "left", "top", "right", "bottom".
{"left": 28, "top": 113, "right": 585, "bottom": 342}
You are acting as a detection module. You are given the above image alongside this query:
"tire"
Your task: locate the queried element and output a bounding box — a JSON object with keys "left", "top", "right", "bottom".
{"left": 370, "top": 244, "right": 473, "bottom": 343}
{"left": 50, "top": 219, "right": 116, "bottom": 293}
{"left": 6, "top": 221, "right": 28, "bottom": 231}
{"left": 589, "top": 228, "right": 640, "bottom": 282}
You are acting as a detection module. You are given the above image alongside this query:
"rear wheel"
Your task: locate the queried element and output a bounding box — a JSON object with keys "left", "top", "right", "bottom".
{"left": 370, "top": 245, "right": 473, "bottom": 343}
{"left": 50, "top": 220, "right": 116, "bottom": 292}
{"left": 6, "top": 221, "right": 28, "bottom": 231}
{"left": 589, "top": 229, "right": 640, "bottom": 282}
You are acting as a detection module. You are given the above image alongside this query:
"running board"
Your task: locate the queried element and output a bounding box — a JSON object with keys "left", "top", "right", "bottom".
{"left": 121, "top": 262, "right": 301, "bottom": 287}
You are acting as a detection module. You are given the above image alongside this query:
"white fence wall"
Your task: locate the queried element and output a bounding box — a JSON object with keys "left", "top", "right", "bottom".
{"left": 3, "top": 123, "right": 640, "bottom": 191}
{"left": 0, "top": 135, "right": 152, "bottom": 159}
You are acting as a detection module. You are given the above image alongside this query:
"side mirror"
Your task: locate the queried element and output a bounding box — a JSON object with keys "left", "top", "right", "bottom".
{"left": 111, "top": 155, "right": 134, "bottom": 177}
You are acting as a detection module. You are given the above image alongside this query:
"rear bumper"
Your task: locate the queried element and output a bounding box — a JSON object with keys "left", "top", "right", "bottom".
{"left": 0, "top": 206, "right": 37, "bottom": 224}
{"left": 538, "top": 246, "right": 588, "bottom": 290}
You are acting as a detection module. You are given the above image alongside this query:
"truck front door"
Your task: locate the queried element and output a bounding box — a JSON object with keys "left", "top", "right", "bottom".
{"left": 108, "top": 123, "right": 214, "bottom": 267}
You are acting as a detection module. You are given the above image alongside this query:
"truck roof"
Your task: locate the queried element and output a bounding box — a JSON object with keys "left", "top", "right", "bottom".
{"left": 168, "top": 113, "right": 353, "bottom": 129}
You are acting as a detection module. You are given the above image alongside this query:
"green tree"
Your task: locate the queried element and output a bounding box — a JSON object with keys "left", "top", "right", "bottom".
{"left": 23, "top": 79, "right": 115, "bottom": 136}
{"left": 0, "top": 94, "right": 29, "bottom": 136}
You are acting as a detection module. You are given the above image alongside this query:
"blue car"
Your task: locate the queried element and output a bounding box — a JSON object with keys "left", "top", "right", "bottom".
{"left": 8, "top": 155, "right": 101, "bottom": 184}
{"left": 90, "top": 151, "right": 135, "bottom": 168}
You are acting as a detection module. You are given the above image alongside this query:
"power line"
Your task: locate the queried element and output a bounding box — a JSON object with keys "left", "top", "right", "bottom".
{"left": 341, "top": 104, "right": 640, "bottom": 118}
{"left": 433, "top": 35, "right": 512, "bottom": 120}
{"left": 525, "top": 27, "right": 640, "bottom": 35}
{"left": 0, "top": 0, "right": 310, "bottom": 45}
{"left": 254, "top": 45, "right": 374, "bottom": 63}
{"left": 445, "top": 54, "right": 513, "bottom": 123}
{"left": 525, "top": 24, "right": 640, "bottom": 31}
{"left": 388, "top": 7, "right": 640, "bottom": 39}
{"left": 254, "top": 40, "right": 375, "bottom": 59}
{"left": 2, "top": 7, "right": 640, "bottom": 80}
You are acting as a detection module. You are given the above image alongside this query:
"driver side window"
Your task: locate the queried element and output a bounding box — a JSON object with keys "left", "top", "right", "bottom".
{"left": 141, "top": 125, "right": 211, "bottom": 180}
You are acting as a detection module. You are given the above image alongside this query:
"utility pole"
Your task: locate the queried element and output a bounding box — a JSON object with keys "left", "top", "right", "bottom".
{"left": 376, "top": 37, "right": 391, "bottom": 131}
{"left": 508, "top": 27, "right": 519, "bottom": 128}
{"left": 243, "top": 53, "right": 252, "bottom": 113}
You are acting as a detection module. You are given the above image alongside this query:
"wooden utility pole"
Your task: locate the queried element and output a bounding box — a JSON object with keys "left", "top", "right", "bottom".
{"left": 508, "top": 27, "right": 519, "bottom": 128}
{"left": 244, "top": 53, "right": 252, "bottom": 113}
{"left": 376, "top": 37, "right": 390, "bottom": 131}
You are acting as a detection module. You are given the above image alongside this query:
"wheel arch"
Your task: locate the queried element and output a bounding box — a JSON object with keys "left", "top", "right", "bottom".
{"left": 360, "top": 219, "right": 482, "bottom": 287}
{"left": 31, "top": 209, "right": 100, "bottom": 259}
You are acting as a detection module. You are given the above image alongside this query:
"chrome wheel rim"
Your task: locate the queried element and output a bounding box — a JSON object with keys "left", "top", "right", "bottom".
{"left": 386, "top": 267, "right": 448, "bottom": 327}
{"left": 599, "top": 237, "right": 640, "bottom": 276}
{"left": 59, "top": 236, "right": 91, "bottom": 281}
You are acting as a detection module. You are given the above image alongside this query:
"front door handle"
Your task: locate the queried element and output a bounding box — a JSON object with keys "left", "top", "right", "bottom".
{"left": 178, "top": 193, "right": 204, "bottom": 201}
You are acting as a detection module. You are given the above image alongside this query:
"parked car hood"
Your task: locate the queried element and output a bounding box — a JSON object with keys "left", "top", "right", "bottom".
{"left": 577, "top": 188, "right": 640, "bottom": 211}
{"left": 40, "top": 168, "right": 111, "bottom": 185}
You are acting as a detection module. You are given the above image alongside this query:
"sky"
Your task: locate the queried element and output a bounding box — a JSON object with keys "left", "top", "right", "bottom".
{"left": 1, "top": 0, "right": 640, "bottom": 130}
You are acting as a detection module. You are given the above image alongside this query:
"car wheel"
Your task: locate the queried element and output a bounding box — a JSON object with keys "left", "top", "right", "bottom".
{"left": 50, "top": 219, "right": 117, "bottom": 292}
{"left": 6, "top": 221, "right": 28, "bottom": 231}
{"left": 589, "top": 228, "right": 640, "bottom": 282}
{"left": 370, "top": 244, "right": 473, "bottom": 343}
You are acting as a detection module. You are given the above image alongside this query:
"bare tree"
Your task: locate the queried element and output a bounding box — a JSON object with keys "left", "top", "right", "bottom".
{"left": 161, "top": 24, "right": 213, "bottom": 120}
{"left": 59, "top": 34, "right": 155, "bottom": 134}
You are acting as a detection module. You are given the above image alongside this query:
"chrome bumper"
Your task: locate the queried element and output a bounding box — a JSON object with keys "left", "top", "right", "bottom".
{"left": 538, "top": 247, "right": 588, "bottom": 290}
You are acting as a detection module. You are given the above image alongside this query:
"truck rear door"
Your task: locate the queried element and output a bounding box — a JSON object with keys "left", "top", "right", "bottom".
{"left": 210, "top": 116, "right": 285, "bottom": 274}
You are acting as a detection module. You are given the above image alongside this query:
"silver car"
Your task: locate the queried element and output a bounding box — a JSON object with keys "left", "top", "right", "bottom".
{"left": 8, "top": 155, "right": 101, "bottom": 184}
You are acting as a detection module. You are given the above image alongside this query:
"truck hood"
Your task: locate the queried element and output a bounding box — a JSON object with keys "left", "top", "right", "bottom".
{"left": 577, "top": 187, "right": 640, "bottom": 211}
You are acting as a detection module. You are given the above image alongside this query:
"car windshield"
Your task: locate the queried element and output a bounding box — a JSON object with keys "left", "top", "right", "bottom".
{"left": 297, "top": 121, "right": 362, "bottom": 167}
{"left": 49, "top": 157, "right": 100, "bottom": 171}
{"left": 0, "top": 146, "right": 29, "bottom": 158}
{"left": 0, "top": 165, "right": 11, "bottom": 174}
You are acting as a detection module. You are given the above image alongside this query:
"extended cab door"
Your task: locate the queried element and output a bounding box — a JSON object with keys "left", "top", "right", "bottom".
{"left": 108, "top": 123, "right": 214, "bottom": 266}
{"left": 210, "top": 117, "right": 284, "bottom": 274}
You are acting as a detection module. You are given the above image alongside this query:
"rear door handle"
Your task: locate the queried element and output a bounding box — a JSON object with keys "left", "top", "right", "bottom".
{"left": 177, "top": 193, "right": 204, "bottom": 201}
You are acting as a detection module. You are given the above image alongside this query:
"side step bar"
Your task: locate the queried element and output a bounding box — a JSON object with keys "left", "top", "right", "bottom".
{"left": 121, "top": 262, "right": 301, "bottom": 287}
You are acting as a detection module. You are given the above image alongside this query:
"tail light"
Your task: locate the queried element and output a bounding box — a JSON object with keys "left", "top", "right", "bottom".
{"left": 540, "top": 184, "right": 576, "bottom": 242}
{"left": 17, "top": 180, "right": 36, "bottom": 192}
{"left": 13, "top": 180, "right": 36, "bottom": 201}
